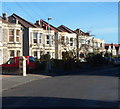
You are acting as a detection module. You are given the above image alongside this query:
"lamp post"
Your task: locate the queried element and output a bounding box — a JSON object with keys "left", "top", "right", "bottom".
{"left": 111, "top": 43, "right": 113, "bottom": 57}
{"left": 47, "top": 17, "right": 52, "bottom": 73}
{"left": 92, "top": 37, "right": 95, "bottom": 53}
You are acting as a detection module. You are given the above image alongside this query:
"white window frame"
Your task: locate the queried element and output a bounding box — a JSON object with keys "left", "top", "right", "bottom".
{"left": 66, "top": 37, "right": 69, "bottom": 45}
{"left": 34, "top": 51, "right": 38, "bottom": 59}
{"left": 51, "top": 35, "right": 54, "bottom": 45}
{"left": 16, "top": 30, "right": 20, "bottom": 42}
{"left": 16, "top": 50, "right": 20, "bottom": 56}
{"left": 61, "top": 36, "right": 65, "bottom": 45}
{"left": 46, "top": 35, "right": 50, "bottom": 45}
{"left": 9, "top": 50, "right": 15, "bottom": 58}
{"left": 70, "top": 38, "right": 73, "bottom": 46}
{"left": 39, "top": 33, "right": 42, "bottom": 44}
{"left": 9, "top": 29, "right": 14, "bottom": 42}
{"left": 33, "top": 32, "right": 38, "bottom": 44}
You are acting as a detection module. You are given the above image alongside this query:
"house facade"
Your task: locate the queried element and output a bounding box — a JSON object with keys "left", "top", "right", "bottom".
{"left": 93, "top": 38, "right": 105, "bottom": 53}
{"left": 0, "top": 13, "right": 23, "bottom": 64}
{"left": 74, "top": 29, "right": 94, "bottom": 58}
{"left": 9, "top": 14, "right": 62, "bottom": 59}
{"left": 105, "top": 43, "right": 120, "bottom": 56}
{"left": 57, "top": 25, "right": 77, "bottom": 59}
{"left": 0, "top": 13, "right": 108, "bottom": 63}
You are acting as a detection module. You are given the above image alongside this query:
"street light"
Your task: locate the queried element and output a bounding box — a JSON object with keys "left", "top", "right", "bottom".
{"left": 47, "top": 17, "right": 52, "bottom": 73}
{"left": 48, "top": 17, "right": 52, "bottom": 40}
{"left": 111, "top": 43, "right": 113, "bottom": 57}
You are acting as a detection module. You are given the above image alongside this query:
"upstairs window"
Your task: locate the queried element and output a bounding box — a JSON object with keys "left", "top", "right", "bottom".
{"left": 88, "top": 40, "right": 90, "bottom": 44}
{"left": 80, "top": 39, "right": 84, "bottom": 44}
{"left": 39, "top": 33, "right": 42, "bottom": 44}
{"left": 46, "top": 35, "right": 50, "bottom": 44}
{"left": 9, "top": 29, "right": 14, "bottom": 42}
{"left": 16, "top": 30, "right": 20, "bottom": 42}
{"left": 33, "top": 33, "right": 38, "bottom": 43}
{"left": 51, "top": 35, "right": 54, "bottom": 45}
{"left": 70, "top": 38, "right": 73, "bottom": 46}
{"left": 61, "top": 36, "right": 65, "bottom": 44}
{"left": 100, "top": 43, "right": 103, "bottom": 47}
{"left": 66, "top": 37, "right": 69, "bottom": 45}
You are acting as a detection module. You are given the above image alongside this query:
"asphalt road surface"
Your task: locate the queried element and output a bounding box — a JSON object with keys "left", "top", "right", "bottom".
{"left": 2, "top": 66, "right": 120, "bottom": 108}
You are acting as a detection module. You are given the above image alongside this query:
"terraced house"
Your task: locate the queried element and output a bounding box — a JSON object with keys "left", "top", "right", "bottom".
{"left": 8, "top": 13, "right": 78, "bottom": 60}
{"left": 0, "top": 13, "right": 106, "bottom": 63}
{"left": 105, "top": 43, "right": 120, "bottom": 56}
{"left": 0, "top": 13, "right": 23, "bottom": 64}
{"left": 57, "top": 25, "right": 77, "bottom": 59}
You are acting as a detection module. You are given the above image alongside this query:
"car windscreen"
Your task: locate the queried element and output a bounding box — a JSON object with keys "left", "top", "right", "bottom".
{"left": 6, "top": 58, "right": 14, "bottom": 64}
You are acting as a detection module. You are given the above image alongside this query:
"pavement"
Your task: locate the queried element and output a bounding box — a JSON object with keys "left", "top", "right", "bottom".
{"left": 1, "top": 73, "right": 51, "bottom": 92}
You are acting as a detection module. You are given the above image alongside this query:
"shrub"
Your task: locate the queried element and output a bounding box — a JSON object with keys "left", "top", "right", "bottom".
{"left": 86, "top": 52, "right": 108, "bottom": 66}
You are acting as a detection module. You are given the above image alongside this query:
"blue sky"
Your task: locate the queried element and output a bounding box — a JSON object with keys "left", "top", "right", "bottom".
{"left": 1, "top": 2, "right": 118, "bottom": 44}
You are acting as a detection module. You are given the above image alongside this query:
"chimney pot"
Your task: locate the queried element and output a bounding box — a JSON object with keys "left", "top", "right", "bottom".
{"left": 2, "top": 13, "right": 8, "bottom": 21}
{"left": 36, "top": 20, "right": 41, "bottom": 26}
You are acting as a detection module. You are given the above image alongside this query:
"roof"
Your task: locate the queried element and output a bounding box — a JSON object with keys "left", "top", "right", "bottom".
{"left": 58, "top": 25, "right": 74, "bottom": 33}
{"left": 38, "top": 19, "right": 62, "bottom": 32}
{"left": 0, "top": 16, "right": 11, "bottom": 24}
{"left": 74, "top": 28, "right": 90, "bottom": 36}
{"left": 105, "top": 44, "right": 120, "bottom": 47}
{"left": 9, "top": 13, "right": 37, "bottom": 28}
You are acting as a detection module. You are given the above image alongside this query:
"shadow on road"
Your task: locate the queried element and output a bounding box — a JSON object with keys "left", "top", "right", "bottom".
{"left": 2, "top": 96, "right": 119, "bottom": 109}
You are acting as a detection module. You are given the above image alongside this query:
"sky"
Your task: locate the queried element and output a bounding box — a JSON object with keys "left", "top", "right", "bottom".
{"left": 1, "top": 2, "right": 118, "bottom": 44}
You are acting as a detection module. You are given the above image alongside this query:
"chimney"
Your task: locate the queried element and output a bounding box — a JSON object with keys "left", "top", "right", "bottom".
{"left": 86, "top": 32, "right": 90, "bottom": 36}
{"left": 2, "top": 13, "right": 8, "bottom": 21}
{"left": 75, "top": 28, "right": 81, "bottom": 34}
{"left": 35, "top": 20, "right": 41, "bottom": 26}
{"left": 15, "top": 19, "right": 19, "bottom": 24}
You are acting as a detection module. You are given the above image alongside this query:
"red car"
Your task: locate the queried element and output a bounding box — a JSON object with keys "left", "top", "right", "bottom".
{"left": 1, "top": 56, "right": 36, "bottom": 69}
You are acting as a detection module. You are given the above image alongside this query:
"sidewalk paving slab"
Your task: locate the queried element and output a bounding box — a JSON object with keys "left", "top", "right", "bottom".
{"left": 1, "top": 74, "right": 51, "bottom": 92}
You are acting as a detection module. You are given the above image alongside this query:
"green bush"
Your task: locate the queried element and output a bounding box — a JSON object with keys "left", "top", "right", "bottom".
{"left": 86, "top": 52, "right": 108, "bottom": 66}
{"left": 40, "top": 54, "right": 50, "bottom": 62}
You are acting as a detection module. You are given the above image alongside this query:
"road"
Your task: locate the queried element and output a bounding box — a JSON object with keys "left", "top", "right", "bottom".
{"left": 2, "top": 66, "right": 120, "bottom": 108}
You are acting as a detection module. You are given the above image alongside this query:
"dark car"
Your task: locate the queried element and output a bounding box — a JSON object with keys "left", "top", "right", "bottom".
{"left": 113, "top": 58, "right": 120, "bottom": 66}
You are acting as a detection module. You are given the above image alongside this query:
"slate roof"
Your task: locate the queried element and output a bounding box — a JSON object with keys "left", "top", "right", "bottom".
{"left": 0, "top": 16, "right": 12, "bottom": 24}
{"left": 74, "top": 28, "right": 90, "bottom": 36}
{"left": 105, "top": 44, "right": 119, "bottom": 47}
{"left": 38, "top": 19, "right": 62, "bottom": 32}
{"left": 58, "top": 25, "right": 74, "bottom": 33}
{"left": 9, "top": 13, "right": 37, "bottom": 28}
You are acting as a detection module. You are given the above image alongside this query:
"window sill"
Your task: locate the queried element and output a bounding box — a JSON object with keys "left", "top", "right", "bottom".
{"left": 8, "top": 42, "right": 21, "bottom": 44}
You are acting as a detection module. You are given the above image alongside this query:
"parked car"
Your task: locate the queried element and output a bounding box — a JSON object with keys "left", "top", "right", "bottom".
{"left": 113, "top": 58, "right": 120, "bottom": 66}
{"left": 1, "top": 56, "right": 36, "bottom": 70}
